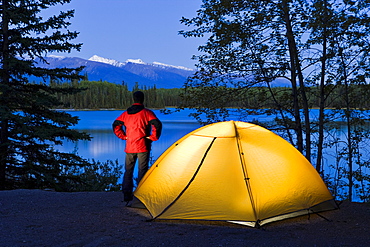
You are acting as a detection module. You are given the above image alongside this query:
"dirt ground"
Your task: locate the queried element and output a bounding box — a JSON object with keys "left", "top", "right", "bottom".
{"left": 0, "top": 189, "right": 369, "bottom": 247}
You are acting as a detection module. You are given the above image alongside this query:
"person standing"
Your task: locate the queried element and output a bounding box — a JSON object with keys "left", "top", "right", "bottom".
{"left": 113, "top": 91, "right": 162, "bottom": 204}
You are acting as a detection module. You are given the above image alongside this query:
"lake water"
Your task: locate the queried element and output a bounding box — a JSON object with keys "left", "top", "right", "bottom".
{"left": 56, "top": 109, "right": 343, "bottom": 162}
{"left": 56, "top": 109, "right": 202, "bottom": 164}
{"left": 56, "top": 109, "right": 368, "bottom": 202}
{"left": 57, "top": 109, "right": 286, "bottom": 164}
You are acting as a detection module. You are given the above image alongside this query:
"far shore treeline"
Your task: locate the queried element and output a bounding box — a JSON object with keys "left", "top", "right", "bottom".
{"left": 50, "top": 79, "right": 370, "bottom": 110}
{"left": 50, "top": 80, "right": 182, "bottom": 109}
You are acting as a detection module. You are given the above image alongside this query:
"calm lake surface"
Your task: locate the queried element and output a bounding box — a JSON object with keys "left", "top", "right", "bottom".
{"left": 56, "top": 109, "right": 203, "bottom": 166}
{"left": 58, "top": 108, "right": 287, "bottom": 164}
{"left": 56, "top": 109, "right": 368, "bottom": 202}
{"left": 57, "top": 109, "right": 366, "bottom": 166}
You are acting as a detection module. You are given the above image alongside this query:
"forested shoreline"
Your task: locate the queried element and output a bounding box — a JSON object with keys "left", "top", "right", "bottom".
{"left": 50, "top": 80, "right": 183, "bottom": 109}
{"left": 50, "top": 80, "right": 370, "bottom": 110}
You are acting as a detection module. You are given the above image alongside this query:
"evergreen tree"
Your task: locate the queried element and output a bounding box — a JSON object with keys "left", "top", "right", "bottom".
{"left": 0, "top": 0, "right": 91, "bottom": 190}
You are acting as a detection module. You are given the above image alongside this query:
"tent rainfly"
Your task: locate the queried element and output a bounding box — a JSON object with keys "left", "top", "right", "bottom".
{"left": 133, "top": 121, "right": 338, "bottom": 227}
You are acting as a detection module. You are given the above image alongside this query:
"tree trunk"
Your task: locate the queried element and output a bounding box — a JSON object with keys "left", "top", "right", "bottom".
{"left": 296, "top": 51, "right": 311, "bottom": 162}
{"left": 0, "top": 0, "right": 10, "bottom": 190}
{"left": 282, "top": 1, "right": 304, "bottom": 153}
{"left": 338, "top": 47, "right": 353, "bottom": 202}
{"left": 316, "top": 7, "right": 329, "bottom": 174}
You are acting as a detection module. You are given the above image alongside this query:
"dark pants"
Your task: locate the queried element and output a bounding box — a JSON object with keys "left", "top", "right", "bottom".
{"left": 122, "top": 152, "right": 150, "bottom": 196}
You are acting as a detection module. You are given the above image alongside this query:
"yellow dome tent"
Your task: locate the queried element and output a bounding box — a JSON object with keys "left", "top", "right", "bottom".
{"left": 133, "top": 121, "right": 338, "bottom": 227}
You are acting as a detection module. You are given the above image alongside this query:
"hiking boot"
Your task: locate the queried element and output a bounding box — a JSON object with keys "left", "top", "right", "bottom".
{"left": 125, "top": 200, "right": 133, "bottom": 207}
{"left": 124, "top": 191, "right": 133, "bottom": 202}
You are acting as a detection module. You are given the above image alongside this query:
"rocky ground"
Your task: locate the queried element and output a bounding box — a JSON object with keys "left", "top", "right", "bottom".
{"left": 1, "top": 189, "right": 369, "bottom": 247}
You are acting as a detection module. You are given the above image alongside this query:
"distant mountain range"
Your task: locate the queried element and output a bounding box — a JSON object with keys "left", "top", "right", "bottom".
{"left": 32, "top": 55, "right": 196, "bottom": 89}
{"left": 30, "top": 55, "right": 290, "bottom": 89}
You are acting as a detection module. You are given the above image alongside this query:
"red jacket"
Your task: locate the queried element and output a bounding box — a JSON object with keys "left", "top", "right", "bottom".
{"left": 113, "top": 103, "right": 162, "bottom": 153}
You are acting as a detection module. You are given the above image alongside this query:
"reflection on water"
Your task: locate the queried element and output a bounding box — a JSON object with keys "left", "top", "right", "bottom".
{"left": 57, "top": 109, "right": 363, "bottom": 165}
{"left": 55, "top": 110, "right": 369, "bottom": 201}
{"left": 56, "top": 110, "right": 202, "bottom": 165}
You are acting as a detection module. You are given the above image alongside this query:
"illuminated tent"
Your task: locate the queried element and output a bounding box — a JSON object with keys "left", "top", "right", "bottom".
{"left": 133, "top": 121, "right": 338, "bottom": 227}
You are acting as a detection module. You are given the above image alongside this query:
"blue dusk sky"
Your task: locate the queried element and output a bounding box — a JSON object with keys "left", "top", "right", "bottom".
{"left": 44, "top": 0, "right": 205, "bottom": 69}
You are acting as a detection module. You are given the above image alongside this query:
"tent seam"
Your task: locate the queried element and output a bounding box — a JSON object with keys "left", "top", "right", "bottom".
{"left": 234, "top": 124, "right": 258, "bottom": 223}
{"left": 153, "top": 137, "right": 217, "bottom": 220}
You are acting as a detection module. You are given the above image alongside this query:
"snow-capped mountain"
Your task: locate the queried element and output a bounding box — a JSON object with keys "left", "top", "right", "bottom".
{"left": 152, "top": 61, "right": 194, "bottom": 71}
{"left": 125, "top": 58, "right": 147, "bottom": 65}
{"left": 88, "top": 55, "right": 194, "bottom": 71}
{"left": 32, "top": 55, "right": 196, "bottom": 89}
{"left": 88, "top": 55, "right": 127, "bottom": 67}
{"left": 30, "top": 55, "right": 290, "bottom": 88}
